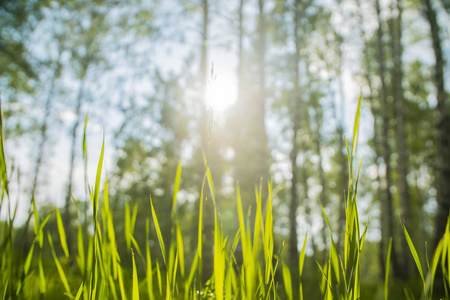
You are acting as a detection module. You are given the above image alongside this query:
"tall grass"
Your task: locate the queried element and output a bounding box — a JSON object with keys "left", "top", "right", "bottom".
{"left": 0, "top": 96, "right": 449, "bottom": 299}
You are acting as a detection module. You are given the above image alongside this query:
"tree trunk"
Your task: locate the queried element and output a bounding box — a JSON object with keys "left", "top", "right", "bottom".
{"left": 65, "top": 68, "right": 88, "bottom": 254}
{"left": 355, "top": 0, "right": 387, "bottom": 278}
{"left": 389, "top": 0, "right": 412, "bottom": 277}
{"left": 255, "top": 0, "right": 269, "bottom": 187}
{"left": 199, "top": 0, "right": 215, "bottom": 283}
{"left": 289, "top": 2, "right": 301, "bottom": 296}
{"left": 200, "top": 0, "right": 209, "bottom": 152}
{"left": 423, "top": 0, "right": 450, "bottom": 249}
{"left": 375, "top": 0, "right": 404, "bottom": 279}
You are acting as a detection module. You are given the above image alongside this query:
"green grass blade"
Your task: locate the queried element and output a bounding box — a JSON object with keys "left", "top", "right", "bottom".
{"left": 38, "top": 254, "right": 46, "bottom": 294}
{"left": 131, "top": 204, "right": 138, "bottom": 235}
{"left": 172, "top": 163, "right": 182, "bottom": 217}
{"left": 225, "top": 262, "right": 232, "bottom": 300}
{"left": 150, "top": 196, "right": 166, "bottom": 265}
{"left": 299, "top": 232, "right": 307, "bottom": 277}
{"left": 2, "top": 280, "right": 7, "bottom": 300}
{"left": 74, "top": 282, "right": 84, "bottom": 300}
{"left": 176, "top": 223, "right": 185, "bottom": 279}
{"left": 83, "top": 113, "right": 88, "bottom": 190}
{"left": 93, "top": 135, "right": 104, "bottom": 221}
{"left": 214, "top": 212, "right": 224, "bottom": 300}
{"left": 55, "top": 207, "right": 69, "bottom": 258}
{"left": 351, "top": 93, "right": 362, "bottom": 160}
{"left": 202, "top": 154, "right": 216, "bottom": 206}
{"left": 282, "top": 262, "right": 293, "bottom": 300}
{"left": 186, "top": 252, "right": 198, "bottom": 294}
{"left": 24, "top": 243, "right": 34, "bottom": 275}
{"left": 118, "top": 267, "right": 127, "bottom": 300}
{"left": 132, "top": 249, "right": 139, "bottom": 300}
{"left": 32, "top": 196, "right": 39, "bottom": 235}
{"left": 264, "top": 183, "right": 274, "bottom": 284}
{"left": 426, "top": 237, "right": 444, "bottom": 297}
{"left": 156, "top": 260, "right": 163, "bottom": 296}
{"left": 253, "top": 182, "right": 262, "bottom": 256}
{"left": 48, "top": 232, "right": 72, "bottom": 297}
{"left": 146, "top": 219, "right": 154, "bottom": 300}
{"left": 299, "top": 233, "right": 307, "bottom": 300}
{"left": 38, "top": 213, "right": 51, "bottom": 248}
{"left": 403, "top": 224, "right": 425, "bottom": 284}
{"left": 125, "top": 202, "right": 131, "bottom": 249}
{"left": 385, "top": 238, "right": 392, "bottom": 300}
{"left": 77, "top": 225, "right": 85, "bottom": 276}
{"left": 131, "top": 236, "right": 142, "bottom": 256}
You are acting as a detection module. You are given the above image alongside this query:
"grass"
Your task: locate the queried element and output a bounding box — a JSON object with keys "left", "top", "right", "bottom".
{"left": 0, "top": 96, "right": 449, "bottom": 299}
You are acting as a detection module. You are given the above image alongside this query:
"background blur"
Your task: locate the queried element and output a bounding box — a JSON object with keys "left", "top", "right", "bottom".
{"left": 1, "top": 0, "right": 449, "bottom": 298}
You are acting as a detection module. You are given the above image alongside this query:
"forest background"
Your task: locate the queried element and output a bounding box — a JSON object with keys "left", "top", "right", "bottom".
{"left": 0, "top": 0, "right": 449, "bottom": 299}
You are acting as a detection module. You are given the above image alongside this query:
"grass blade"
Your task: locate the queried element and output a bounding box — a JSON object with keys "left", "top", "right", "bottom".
{"left": 74, "top": 282, "right": 84, "bottom": 300}
{"left": 172, "top": 163, "right": 182, "bottom": 217}
{"left": 299, "top": 233, "right": 307, "bottom": 300}
{"left": 132, "top": 249, "right": 139, "bottom": 300}
{"left": 282, "top": 262, "right": 293, "bottom": 300}
{"left": 48, "top": 232, "right": 72, "bottom": 297}
{"left": 385, "top": 238, "right": 392, "bottom": 300}
{"left": 24, "top": 243, "right": 34, "bottom": 275}
{"left": 403, "top": 224, "right": 425, "bottom": 284}
{"left": 150, "top": 196, "right": 166, "bottom": 265}
{"left": 55, "top": 207, "right": 69, "bottom": 258}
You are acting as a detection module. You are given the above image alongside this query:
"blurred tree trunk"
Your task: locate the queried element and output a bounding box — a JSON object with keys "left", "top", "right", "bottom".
{"left": 423, "top": 0, "right": 450, "bottom": 248}
{"left": 65, "top": 63, "right": 88, "bottom": 253}
{"left": 388, "top": 0, "right": 412, "bottom": 277}
{"left": 21, "top": 45, "right": 63, "bottom": 254}
{"left": 255, "top": 0, "right": 269, "bottom": 188}
{"left": 31, "top": 53, "right": 61, "bottom": 201}
{"left": 375, "top": 0, "right": 404, "bottom": 279}
{"left": 289, "top": 0, "right": 301, "bottom": 294}
{"left": 200, "top": 0, "right": 209, "bottom": 152}
{"left": 356, "top": 0, "right": 386, "bottom": 278}
{"left": 335, "top": 32, "right": 348, "bottom": 255}
{"left": 198, "top": 0, "right": 214, "bottom": 282}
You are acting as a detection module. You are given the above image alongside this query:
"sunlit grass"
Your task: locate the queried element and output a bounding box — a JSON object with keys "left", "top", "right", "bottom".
{"left": 0, "top": 96, "right": 449, "bottom": 300}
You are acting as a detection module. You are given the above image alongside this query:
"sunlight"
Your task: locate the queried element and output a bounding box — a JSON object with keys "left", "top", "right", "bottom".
{"left": 206, "top": 73, "right": 237, "bottom": 113}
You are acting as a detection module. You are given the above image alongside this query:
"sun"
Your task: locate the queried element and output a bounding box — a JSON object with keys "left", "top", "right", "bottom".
{"left": 205, "top": 72, "right": 237, "bottom": 113}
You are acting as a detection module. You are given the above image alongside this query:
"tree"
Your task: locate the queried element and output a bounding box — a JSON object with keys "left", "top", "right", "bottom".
{"left": 388, "top": 0, "right": 413, "bottom": 276}
{"left": 374, "top": 0, "right": 404, "bottom": 279}
{"left": 423, "top": 0, "right": 450, "bottom": 249}
{"left": 355, "top": 0, "right": 387, "bottom": 278}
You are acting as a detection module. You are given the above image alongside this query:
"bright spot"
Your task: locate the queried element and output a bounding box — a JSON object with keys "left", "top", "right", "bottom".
{"left": 206, "top": 74, "right": 237, "bottom": 113}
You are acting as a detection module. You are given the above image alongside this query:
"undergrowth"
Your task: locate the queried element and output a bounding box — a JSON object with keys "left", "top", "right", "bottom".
{"left": 0, "top": 96, "right": 449, "bottom": 300}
